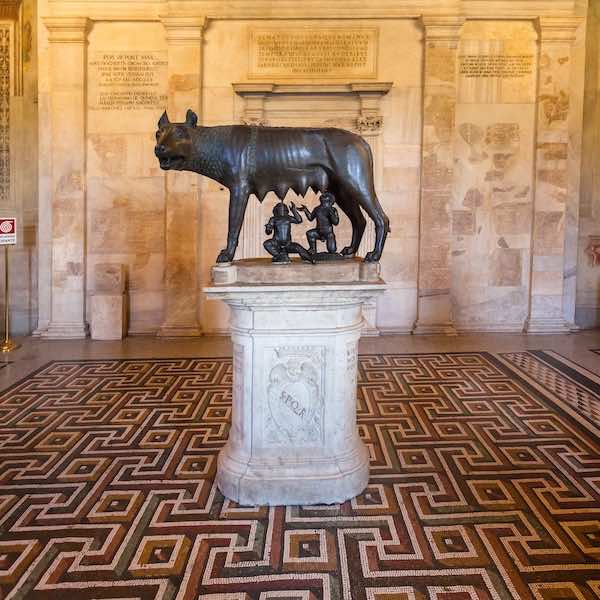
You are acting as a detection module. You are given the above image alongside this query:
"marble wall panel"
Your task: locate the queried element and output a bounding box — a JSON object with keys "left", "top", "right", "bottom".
{"left": 450, "top": 20, "right": 537, "bottom": 331}
{"left": 201, "top": 18, "right": 423, "bottom": 334}
{"left": 577, "top": 2, "right": 600, "bottom": 328}
{"left": 85, "top": 21, "right": 168, "bottom": 335}
{"left": 30, "top": 6, "right": 591, "bottom": 337}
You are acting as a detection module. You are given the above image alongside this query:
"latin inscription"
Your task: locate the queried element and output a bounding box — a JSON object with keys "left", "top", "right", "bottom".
{"left": 249, "top": 28, "right": 377, "bottom": 79}
{"left": 265, "top": 346, "right": 325, "bottom": 446}
{"left": 281, "top": 390, "right": 307, "bottom": 419}
{"left": 459, "top": 54, "right": 533, "bottom": 79}
{"left": 88, "top": 52, "right": 167, "bottom": 111}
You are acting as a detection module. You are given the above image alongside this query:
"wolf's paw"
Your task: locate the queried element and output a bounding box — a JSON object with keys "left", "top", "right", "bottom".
{"left": 216, "top": 249, "right": 234, "bottom": 263}
{"left": 364, "top": 250, "right": 381, "bottom": 262}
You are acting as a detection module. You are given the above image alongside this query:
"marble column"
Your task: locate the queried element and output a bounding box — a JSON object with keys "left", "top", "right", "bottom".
{"left": 157, "top": 16, "right": 206, "bottom": 337}
{"left": 525, "top": 17, "right": 580, "bottom": 334}
{"left": 41, "top": 17, "right": 89, "bottom": 339}
{"left": 413, "top": 16, "right": 464, "bottom": 335}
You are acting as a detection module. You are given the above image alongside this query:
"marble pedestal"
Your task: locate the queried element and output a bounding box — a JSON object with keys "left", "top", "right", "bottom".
{"left": 204, "top": 258, "right": 386, "bottom": 505}
{"left": 89, "top": 263, "right": 128, "bottom": 340}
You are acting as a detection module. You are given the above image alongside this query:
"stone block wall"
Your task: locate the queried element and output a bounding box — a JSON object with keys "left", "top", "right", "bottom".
{"left": 22, "top": 0, "right": 599, "bottom": 337}
{"left": 0, "top": 0, "right": 37, "bottom": 336}
{"left": 578, "top": 0, "right": 600, "bottom": 329}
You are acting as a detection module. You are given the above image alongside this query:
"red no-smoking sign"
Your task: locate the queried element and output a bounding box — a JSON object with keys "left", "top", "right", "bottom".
{"left": 0, "top": 218, "right": 16, "bottom": 245}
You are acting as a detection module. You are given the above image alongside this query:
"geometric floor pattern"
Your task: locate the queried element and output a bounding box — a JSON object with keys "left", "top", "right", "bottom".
{"left": 0, "top": 352, "right": 598, "bottom": 599}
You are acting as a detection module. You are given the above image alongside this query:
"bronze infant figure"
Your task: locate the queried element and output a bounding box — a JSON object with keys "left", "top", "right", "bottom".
{"left": 299, "top": 192, "right": 339, "bottom": 255}
{"left": 263, "top": 201, "right": 315, "bottom": 264}
{"left": 154, "top": 109, "right": 390, "bottom": 263}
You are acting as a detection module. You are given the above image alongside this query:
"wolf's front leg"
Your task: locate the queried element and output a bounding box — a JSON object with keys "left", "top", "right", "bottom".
{"left": 216, "top": 185, "right": 250, "bottom": 263}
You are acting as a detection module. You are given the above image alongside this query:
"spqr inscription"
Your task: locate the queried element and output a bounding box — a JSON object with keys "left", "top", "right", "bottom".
{"left": 265, "top": 346, "right": 325, "bottom": 446}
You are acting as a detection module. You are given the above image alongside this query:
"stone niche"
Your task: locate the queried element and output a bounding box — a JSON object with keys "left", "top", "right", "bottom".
{"left": 35, "top": 6, "right": 590, "bottom": 338}
{"left": 198, "top": 18, "right": 423, "bottom": 336}
{"left": 233, "top": 83, "right": 391, "bottom": 257}
{"left": 231, "top": 82, "right": 391, "bottom": 336}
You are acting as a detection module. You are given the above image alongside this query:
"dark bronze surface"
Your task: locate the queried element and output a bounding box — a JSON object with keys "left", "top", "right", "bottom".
{"left": 299, "top": 192, "right": 339, "bottom": 256}
{"left": 155, "top": 109, "right": 390, "bottom": 263}
{"left": 263, "top": 201, "right": 314, "bottom": 264}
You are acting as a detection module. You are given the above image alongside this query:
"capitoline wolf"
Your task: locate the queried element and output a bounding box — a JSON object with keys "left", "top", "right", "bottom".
{"left": 154, "top": 110, "right": 390, "bottom": 263}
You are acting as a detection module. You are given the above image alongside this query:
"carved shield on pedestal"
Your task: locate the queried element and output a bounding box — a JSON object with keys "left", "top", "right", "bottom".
{"left": 265, "top": 347, "right": 325, "bottom": 446}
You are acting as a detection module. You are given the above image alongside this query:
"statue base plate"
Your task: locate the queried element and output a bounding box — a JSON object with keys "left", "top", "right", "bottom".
{"left": 204, "top": 259, "right": 385, "bottom": 505}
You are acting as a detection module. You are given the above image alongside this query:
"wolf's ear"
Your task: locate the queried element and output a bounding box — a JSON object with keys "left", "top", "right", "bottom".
{"left": 185, "top": 109, "right": 198, "bottom": 128}
{"left": 158, "top": 111, "right": 170, "bottom": 129}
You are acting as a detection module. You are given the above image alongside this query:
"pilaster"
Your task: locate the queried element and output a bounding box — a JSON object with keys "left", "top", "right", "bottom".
{"left": 41, "top": 17, "right": 89, "bottom": 339}
{"left": 413, "top": 16, "right": 464, "bottom": 335}
{"left": 525, "top": 17, "right": 581, "bottom": 334}
{"left": 157, "top": 16, "right": 206, "bottom": 337}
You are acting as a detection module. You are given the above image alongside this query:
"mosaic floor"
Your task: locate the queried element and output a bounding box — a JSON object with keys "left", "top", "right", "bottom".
{"left": 0, "top": 351, "right": 599, "bottom": 599}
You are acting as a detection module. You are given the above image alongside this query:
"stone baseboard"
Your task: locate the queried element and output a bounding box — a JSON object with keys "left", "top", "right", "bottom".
{"left": 156, "top": 324, "right": 202, "bottom": 337}
{"left": 41, "top": 322, "right": 89, "bottom": 339}
{"left": 524, "top": 317, "right": 571, "bottom": 334}
{"left": 412, "top": 321, "right": 458, "bottom": 336}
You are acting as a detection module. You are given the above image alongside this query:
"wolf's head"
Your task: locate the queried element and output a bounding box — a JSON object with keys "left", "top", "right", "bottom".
{"left": 154, "top": 109, "right": 198, "bottom": 171}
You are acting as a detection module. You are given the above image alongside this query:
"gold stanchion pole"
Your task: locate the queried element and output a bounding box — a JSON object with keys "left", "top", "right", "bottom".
{"left": 1, "top": 245, "right": 19, "bottom": 353}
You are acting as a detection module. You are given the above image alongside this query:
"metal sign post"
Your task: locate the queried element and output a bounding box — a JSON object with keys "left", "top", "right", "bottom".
{"left": 0, "top": 218, "right": 20, "bottom": 353}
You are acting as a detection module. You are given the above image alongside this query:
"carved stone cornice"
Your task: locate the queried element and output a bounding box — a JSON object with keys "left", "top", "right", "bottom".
{"left": 160, "top": 16, "right": 208, "bottom": 44}
{"left": 536, "top": 16, "right": 582, "bottom": 44}
{"left": 233, "top": 82, "right": 392, "bottom": 134}
{"left": 0, "top": 0, "right": 20, "bottom": 20}
{"left": 43, "top": 17, "right": 89, "bottom": 43}
{"left": 356, "top": 115, "right": 383, "bottom": 132}
{"left": 420, "top": 15, "right": 465, "bottom": 42}
{"left": 43, "top": 0, "right": 580, "bottom": 23}
{"left": 233, "top": 82, "right": 392, "bottom": 96}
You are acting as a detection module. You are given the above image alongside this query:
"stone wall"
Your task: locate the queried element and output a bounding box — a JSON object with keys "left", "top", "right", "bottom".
{"left": 579, "top": 0, "right": 600, "bottom": 329}
{"left": 0, "top": 0, "right": 37, "bottom": 335}
{"left": 29, "top": 0, "right": 594, "bottom": 337}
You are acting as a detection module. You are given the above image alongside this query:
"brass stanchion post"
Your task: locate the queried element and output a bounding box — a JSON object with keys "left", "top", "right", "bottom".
{"left": 1, "top": 245, "right": 19, "bottom": 353}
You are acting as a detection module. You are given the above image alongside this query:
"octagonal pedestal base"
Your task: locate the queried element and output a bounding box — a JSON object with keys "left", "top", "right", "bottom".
{"left": 217, "top": 440, "right": 369, "bottom": 506}
{"left": 204, "top": 258, "right": 385, "bottom": 506}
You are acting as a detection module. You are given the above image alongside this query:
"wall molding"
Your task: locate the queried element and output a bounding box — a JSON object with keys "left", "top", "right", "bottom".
{"left": 44, "top": 1, "right": 580, "bottom": 22}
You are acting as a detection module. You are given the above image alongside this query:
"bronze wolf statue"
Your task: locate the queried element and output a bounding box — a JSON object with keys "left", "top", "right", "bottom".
{"left": 155, "top": 109, "right": 389, "bottom": 263}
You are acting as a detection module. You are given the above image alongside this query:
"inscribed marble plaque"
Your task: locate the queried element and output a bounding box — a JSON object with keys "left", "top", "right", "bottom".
{"left": 458, "top": 40, "right": 535, "bottom": 104}
{"left": 459, "top": 54, "right": 533, "bottom": 79}
{"left": 249, "top": 28, "right": 378, "bottom": 79}
{"left": 88, "top": 52, "right": 168, "bottom": 111}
